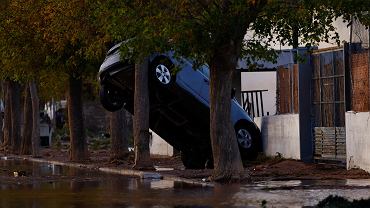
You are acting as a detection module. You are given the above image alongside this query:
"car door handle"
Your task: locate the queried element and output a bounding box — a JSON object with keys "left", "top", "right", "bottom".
{"left": 203, "top": 79, "right": 209, "bottom": 84}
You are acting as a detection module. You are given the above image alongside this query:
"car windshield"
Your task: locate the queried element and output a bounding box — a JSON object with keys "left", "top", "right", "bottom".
{"left": 199, "top": 65, "right": 210, "bottom": 78}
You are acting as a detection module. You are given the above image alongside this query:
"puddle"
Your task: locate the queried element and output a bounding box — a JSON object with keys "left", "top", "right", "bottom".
{"left": 1, "top": 158, "right": 370, "bottom": 207}
{"left": 0, "top": 159, "right": 218, "bottom": 208}
{"left": 253, "top": 180, "right": 303, "bottom": 189}
{"left": 250, "top": 179, "right": 370, "bottom": 190}
{"left": 233, "top": 187, "right": 370, "bottom": 207}
{"left": 237, "top": 179, "right": 370, "bottom": 207}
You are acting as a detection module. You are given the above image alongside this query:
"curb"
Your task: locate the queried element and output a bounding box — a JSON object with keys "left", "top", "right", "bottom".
{"left": 8, "top": 155, "right": 213, "bottom": 187}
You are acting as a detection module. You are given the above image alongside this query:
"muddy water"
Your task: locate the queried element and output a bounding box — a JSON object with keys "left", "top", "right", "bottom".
{"left": 0, "top": 159, "right": 232, "bottom": 208}
{"left": 1, "top": 159, "right": 370, "bottom": 208}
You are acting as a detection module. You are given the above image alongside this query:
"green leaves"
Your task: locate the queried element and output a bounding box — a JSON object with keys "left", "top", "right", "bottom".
{"left": 0, "top": 0, "right": 112, "bottom": 99}
{"left": 102, "top": 0, "right": 370, "bottom": 67}
{"left": 1, "top": 0, "right": 369, "bottom": 98}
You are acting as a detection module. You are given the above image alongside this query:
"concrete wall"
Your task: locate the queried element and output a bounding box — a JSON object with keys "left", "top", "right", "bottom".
{"left": 255, "top": 114, "right": 301, "bottom": 159}
{"left": 150, "top": 131, "right": 173, "bottom": 157}
{"left": 346, "top": 112, "right": 370, "bottom": 172}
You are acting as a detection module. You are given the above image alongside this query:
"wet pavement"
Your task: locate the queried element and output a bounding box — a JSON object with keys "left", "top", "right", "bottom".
{"left": 1, "top": 158, "right": 370, "bottom": 207}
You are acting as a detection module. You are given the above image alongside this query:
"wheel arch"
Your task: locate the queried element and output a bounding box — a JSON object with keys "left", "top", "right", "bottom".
{"left": 148, "top": 54, "right": 178, "bottom": 90}
{"left": 234, "top": 119, "right": 262, "bottom": 152}
{"left": 150, "top": 55, "right": 174, "bottom": 68}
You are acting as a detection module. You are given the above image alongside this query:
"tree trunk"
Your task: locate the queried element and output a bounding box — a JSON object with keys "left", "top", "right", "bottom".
{"left": 2, "top": 81, "right": 11, "bottom": 152}
{"left": 110, "top": 109, "right": 129, "bottom": 161}
{"left": 20, "top": 85, "right": 32, "bottom": 155}
{"left": 0, "top": 81, "right": 3, "bottom": 144}
{"left": 67, "top": 74, "right": 88, "bottom": 161}
{"left": 133, "top": 57, "right": 153, "bottom": 170}
{"left": 9, "top": 81, "right": 21, "bottom": 154}
{"left": 0, "top": 104, "right": 2, "bottom": 145}
{"left": 209, "top": 44, "right": 245, "bottom": 182}
{"left": 29, "top": 81, "right": 40, "bottom": 157}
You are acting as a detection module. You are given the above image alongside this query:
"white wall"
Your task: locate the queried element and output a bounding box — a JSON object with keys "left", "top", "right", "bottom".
{"left": 241, "top": 71, "right": 276, "bottom": 116}
{"left": 149, "top": 131, "right": 173, "bottom": 157}
{"left": 255, "top": 114, "right": 301, "bottom": 159}
{"left": 346, "top": 112, "right": 370, "bottom": 172}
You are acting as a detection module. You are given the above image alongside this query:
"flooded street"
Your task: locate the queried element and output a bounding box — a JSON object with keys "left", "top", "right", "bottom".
{"left": 1, "top": 158, "right": 370, "bottom": 207}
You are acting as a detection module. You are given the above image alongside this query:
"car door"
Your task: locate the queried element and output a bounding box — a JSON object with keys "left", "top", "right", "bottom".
{"left": 197, "top": 65, "right": 210, "bottom": 104}
{"left": 177, "top": 59, "right": 208, "bottom": 104}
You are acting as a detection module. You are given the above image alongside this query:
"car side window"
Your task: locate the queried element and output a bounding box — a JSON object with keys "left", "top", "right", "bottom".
{"left": 198, "top": 66, "right": 210, "bottom": 78}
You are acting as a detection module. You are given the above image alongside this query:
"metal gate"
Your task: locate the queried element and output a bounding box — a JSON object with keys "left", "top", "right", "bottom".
{"left": 312, "top": 48, "right": 346, "bottom": 162}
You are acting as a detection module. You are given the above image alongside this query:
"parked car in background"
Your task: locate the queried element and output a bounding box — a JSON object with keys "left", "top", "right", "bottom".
{"left": 98, "top": 43, "right": 262, "bottom": 169}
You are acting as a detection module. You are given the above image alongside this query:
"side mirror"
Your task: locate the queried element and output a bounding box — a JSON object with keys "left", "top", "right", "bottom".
{"left": 231, "top": 88, "right": 236, "bottom": 99}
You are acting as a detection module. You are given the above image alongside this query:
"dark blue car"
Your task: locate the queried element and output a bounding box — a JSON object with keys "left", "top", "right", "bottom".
{"left": 98, "top": 43, "right": 261, "bottom": 168}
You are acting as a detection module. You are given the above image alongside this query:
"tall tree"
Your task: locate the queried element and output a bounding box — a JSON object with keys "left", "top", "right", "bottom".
{"left": 21, "top": 85, "right": 32, "bottom": 155}
{"left": 39, "top": 0, "right": 111, "bottom": 161}
{"left": 0, "top": 82, "right": 3, "bottom": 144}
{"left": 9, "top": 81, "right": 21, "bottom": 154}
{"left": 0, "top": 0, "right": 110, "bottom": 158}
{"left": 93, "top": 1, "right": 159, "bottom": 167}
{"left": 1, "top": 81, "right": 11, "bottom": 153}
{"left": 0, "top": 0, "right": 47, "bottom": 156}
{"left": 105, "top": 0, "right": 370, "bottom": 182}
{"left": 110, "top": 109, "right": 129, "bottom": 161}
{"left": 29, "top": 81, "right": 40, "bottom": 157}
{"left": 133, "top": 58, "right": 153, "bottom": 170}
{"left": 67, "top": 75, "right": 88, "bottom": 161}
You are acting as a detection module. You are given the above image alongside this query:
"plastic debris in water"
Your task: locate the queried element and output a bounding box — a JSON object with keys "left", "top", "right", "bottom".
{"left": 13, "top": 171, "right": 27, "bottom": 177}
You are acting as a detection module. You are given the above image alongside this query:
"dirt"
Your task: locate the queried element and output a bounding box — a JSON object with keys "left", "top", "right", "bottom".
{"left": 249, "top": 159, "right": 370, "bottom": 181}
{"left": 46, "top": 149, "right": 370, "bottom": 180}
{"left": 3, "top": 147, "right": 370, "bottom": 182}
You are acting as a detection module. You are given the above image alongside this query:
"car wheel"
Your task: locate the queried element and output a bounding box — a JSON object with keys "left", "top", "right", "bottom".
{"left": 99, "top": 84, "right": 124, "bottom": 112}
{"left": 234, "top": 122, "right": 261, "bottom": 160}
{"left": 181, "top": 150, "right": 212, "bottom": 169}
{"left": 150, "top": 57, "right": 175, "bottom": 87}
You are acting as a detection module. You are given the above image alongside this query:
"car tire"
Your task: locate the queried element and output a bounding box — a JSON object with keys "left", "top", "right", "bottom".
{"left": 99, "top": 84, "right": 125, "bottom": 112}
{"left": 181, "top": 150, "right": 212, "bottom": 169}
{"left": 150, "top": 57, "right": 175, "bottom": 87}
{"left": 234, "top": 121, "right": 261, "bottom": 161}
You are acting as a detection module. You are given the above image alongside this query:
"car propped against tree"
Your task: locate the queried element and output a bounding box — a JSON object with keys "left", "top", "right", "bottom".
{"left": 98, "top": 43, "right": 261, "bottom": 169}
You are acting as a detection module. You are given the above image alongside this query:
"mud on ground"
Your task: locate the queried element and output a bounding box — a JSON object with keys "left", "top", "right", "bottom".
{"left": 22, "top": 148, "right": 370, "bottom": 182}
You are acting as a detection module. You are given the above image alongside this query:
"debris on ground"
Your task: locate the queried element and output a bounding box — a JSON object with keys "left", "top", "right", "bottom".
{"left": 24, "top": 148, "right": 370, "bottom": 182}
